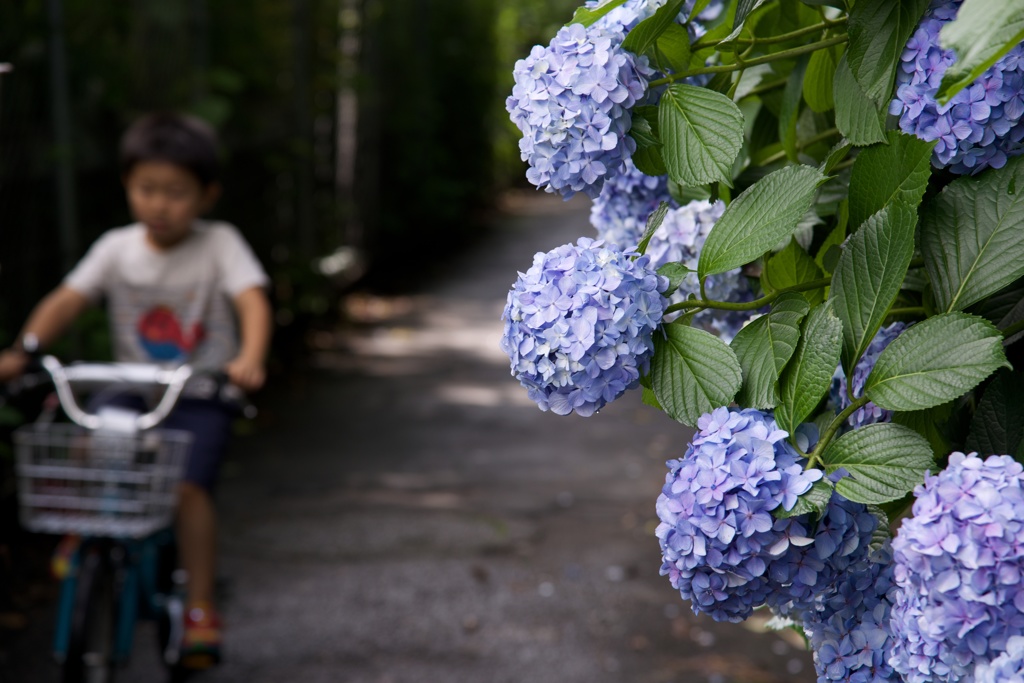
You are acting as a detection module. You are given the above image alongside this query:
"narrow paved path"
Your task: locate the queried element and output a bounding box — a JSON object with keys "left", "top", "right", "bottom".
{"left": 204, "top": 194, "right": 814, "bottom": 683}
{"left": 5, "top": 194, "right": 815, "bottom": 683}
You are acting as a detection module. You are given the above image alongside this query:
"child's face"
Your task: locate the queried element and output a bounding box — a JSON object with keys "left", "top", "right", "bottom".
{"left": 123, "top": 161, "right": 219, "bottom": 249}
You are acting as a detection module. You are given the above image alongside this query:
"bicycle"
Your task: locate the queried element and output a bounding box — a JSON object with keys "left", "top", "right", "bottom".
{"left": 10, "top": 355, "right": 246, "bottom": 682}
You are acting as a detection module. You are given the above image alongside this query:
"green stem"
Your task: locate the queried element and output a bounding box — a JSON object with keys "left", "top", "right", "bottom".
{"left": 692, "top": 18, "right": 847, "bottom": 51}
{"left": 1003, "top": 318, "right": 1024, "bottom": 340}
{"left": 649, "top": 35, "right": 849, "bottom": 88}
{"left": 807, "top": 395, "right": 870, "bottom": 469}
{"left": 664, "top": 276, "right": 832, "bottom": 314}
{"left": 831, "top": 158, "right": 855, "bottom": 172}
{"left": 759, "top": 127, "right": 841, "bottom": 166}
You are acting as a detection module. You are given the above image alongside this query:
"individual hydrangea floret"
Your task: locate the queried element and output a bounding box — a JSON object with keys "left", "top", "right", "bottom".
{"left": 507, "top": 22, "right": 652, "bottom": 199}
{"left": 889, "top": 452, "right": 1024, "bottom": 683}
{"left": 975, "top": 636, "right": 1024, "bottom": 683}
{"left": 803, "top": 543, "right": 901, "bottom": 683}
{"left": 500, "top": 237, "right": 667, "bottom": 416}
{"left": 831, "top": 323, "right": 906, "bottom": 429}
{"left": 589, "top": 159, "right": 677, "bottom": 249}
{"left": 656, "top": 408, "right": 823, "bottom": 622}
{"left": 889, "top": 0, "right": 1024, "bottom": 174}
{"left": 645, "top": 200, "right": 755, "bottom": 342}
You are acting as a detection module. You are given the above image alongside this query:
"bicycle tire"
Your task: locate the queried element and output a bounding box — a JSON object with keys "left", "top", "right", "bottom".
{"left": 62, "top": 546, "right": 118, "bottom": 683}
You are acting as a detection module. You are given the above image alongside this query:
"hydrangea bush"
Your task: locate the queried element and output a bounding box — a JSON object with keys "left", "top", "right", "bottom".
{"left": 503, "top": 0, "right": 1024, "bottom": 681}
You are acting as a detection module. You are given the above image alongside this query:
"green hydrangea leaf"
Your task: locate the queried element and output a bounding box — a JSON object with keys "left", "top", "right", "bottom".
{"left": 623, "top": 0, "right": 687, "bottom": 56}
{"left": 847, "top": 0, "right": 930, "bottom": 106}
{"left": 731, "top": 293, "right": 811, "bottom": 409}
{"left": 651, "top": 324, "right": 742, "bottom": 427}
{"left": 864, "top": 313, "right": 1009, "bottom": 411}
{"left": 699, "top": 165, "right": 827, "bottom": 278}
{"left": 965, "top": 369, "right": 1024, "bottom": 458}
{"left": 763, "top": 239, "right": 826, "bottom": 306}
{"left": 822, "top": 423, "right": 935, "bottom": 504}
{"left": 568, "top": 0, "right": 630, "bottom": 27}
{"left": 833, "top": 54, "right": 886, "bottom": 146}
{"left": 775, "top": 302, "right": 844, "bottom": 436}
{"left": 636, "top": 201, "right": 671, "bottom": 256}
{"left": 659, "top": 84, "right": 745, "bottom": 188}
{"left": 804, "top": 45, "right": 840, "bottom": 113}
{"left": 829, "top": 203, "right": 917, "bottom": 378}
{"left": 921, "top": 155, "right": 1024, "bottom": 312}
{"left": 848, "top": 130, "right": 935, "bottom": 230}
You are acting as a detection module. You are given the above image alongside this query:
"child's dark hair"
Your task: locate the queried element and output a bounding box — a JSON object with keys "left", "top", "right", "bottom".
{"left": 119, "top": 113, "right": 220, "bottom": 187}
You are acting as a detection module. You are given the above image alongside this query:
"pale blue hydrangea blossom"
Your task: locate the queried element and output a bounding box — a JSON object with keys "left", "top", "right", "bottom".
{"left": 890, "top": 452, "right": 1024, "bottom": 683}
{"left": 831, "top": 323, "right": 907, "bottom": 429}
{"left": 645, "top": 200, "right": 755, "bottom": 342}
{"left": 976, "top": 636, "right": 1024, "bottom": 683}
{"left": 500, "top": 237, "right": 668, "bottom": 416}
{"left": 655, "top": 408, "right": 823, "bottom": 622}
{"left": 507, "top": 23, "right": 653, "bottom": 199}
{"left": 589, "top": 158, "right": 677, "bottom": 249}
{"left": 890, "top": 0, "right": 1024, "bottom": 174}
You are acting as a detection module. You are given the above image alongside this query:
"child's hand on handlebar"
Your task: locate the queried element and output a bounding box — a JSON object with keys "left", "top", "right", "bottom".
{"left": 224, "top": 356, "right": 265, "bottom": 392}
{"left": 0, "top": 348, "right": 29, "bottom": 383}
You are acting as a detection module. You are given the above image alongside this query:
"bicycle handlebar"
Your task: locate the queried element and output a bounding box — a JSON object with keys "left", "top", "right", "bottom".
{"left": 41, "top": 356, "right": 194, "bottom": 431}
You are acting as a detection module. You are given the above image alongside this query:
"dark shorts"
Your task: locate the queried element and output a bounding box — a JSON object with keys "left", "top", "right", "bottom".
{"left": 89, "top": 394, "right": 232, "bottom": 494}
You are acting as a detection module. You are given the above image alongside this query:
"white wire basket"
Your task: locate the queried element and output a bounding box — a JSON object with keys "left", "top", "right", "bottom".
{"left": 14, "top": 423, "right": 192, "bottom": 539}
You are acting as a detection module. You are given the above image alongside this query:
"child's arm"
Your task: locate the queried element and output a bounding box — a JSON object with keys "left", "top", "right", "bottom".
{"left": 0, "top": 286, "right": 91, "bottom": 380}
{"left": 225, "top": 285, "right": 272, "bottom": 391}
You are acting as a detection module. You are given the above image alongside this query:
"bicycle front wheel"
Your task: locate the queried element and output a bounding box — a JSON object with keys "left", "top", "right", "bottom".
{"left": 63, "top": 546, "right": 118, "bottom": 683}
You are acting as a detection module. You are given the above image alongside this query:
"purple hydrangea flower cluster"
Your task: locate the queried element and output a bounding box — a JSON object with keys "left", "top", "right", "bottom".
{"left": 890, "top": 0, "right": 1024, "bottom": 174}
{"left": 655, "top": 408, "right": 823, "bottom": 622}
{"left": 804, "top": 544, "right": 901, "bottom": 683}
{"left": 645, "top": 200, "right": 755, "bottom": 342}
{"left": 500, "top": 237, "right": 667, "bottom": 416}
{"left": 589, "top": 159, "right": 677, "bottom": 249}
{"left": 767, "top": 493, "right": 880, "bottom": 619}
{"left": 975, "top": 636, "right": 1024, "bottom": 683}
{"left": 890, "top": 452, "right": 1024, "bottom": 683}
{"left": 507, "top": 22, "right": 652, "bottom": 199}
{"left": 831, "top": 323, "right": 907, "bottom": 429}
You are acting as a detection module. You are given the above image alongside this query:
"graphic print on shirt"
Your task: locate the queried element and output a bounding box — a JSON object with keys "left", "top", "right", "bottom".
{"left": 109, "top": 281, "right": 235, "bottom": 368}
{"left": 137, "top": 305, "right": 206, "bottom": 361}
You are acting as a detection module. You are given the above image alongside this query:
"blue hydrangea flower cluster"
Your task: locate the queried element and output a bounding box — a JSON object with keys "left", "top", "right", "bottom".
{"left": 831, "top": 323, "right": 906, "bottom": 429}
{"left": 890, "top": 0, "right": 1024, "bottom": 174}
{"left": 589, "top": 159, "right": 677, "bottom": 249}
{"left": 803, "top": 544, "right": 901, "bottom": 683}
{"left": 507, "top": 22, "right": 652, "bottom": 199}
{"left": 500, "top": 237, "right": 667, "bottom": 417}
{"left": 655, "top": 408, "right": 823, "bottom": 622}
{"left": 645, "top": 200, "right": 755, "bottom": 342}
{"left": 890, "top": 452, "right": 1024, "bottom": 683}
{"left": 976, "top": 636, "right": 1024, "bottom": 683}
{"left": 767, "top": 492, "right": 879, "bottom": 619}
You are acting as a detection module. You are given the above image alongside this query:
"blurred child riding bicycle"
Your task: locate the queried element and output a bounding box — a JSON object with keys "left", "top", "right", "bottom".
{"left": 0, "top": 112, "right": 272, "bottom": 669}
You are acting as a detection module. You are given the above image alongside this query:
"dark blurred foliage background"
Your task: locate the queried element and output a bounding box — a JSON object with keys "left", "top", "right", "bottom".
{"left": 0, "top": 0, "right": 577, "bottom": 364}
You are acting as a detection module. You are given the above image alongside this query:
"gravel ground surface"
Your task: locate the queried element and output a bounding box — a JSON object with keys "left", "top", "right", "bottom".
{"left": 2, "top": 193, "right": 815, "bottom": 683}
